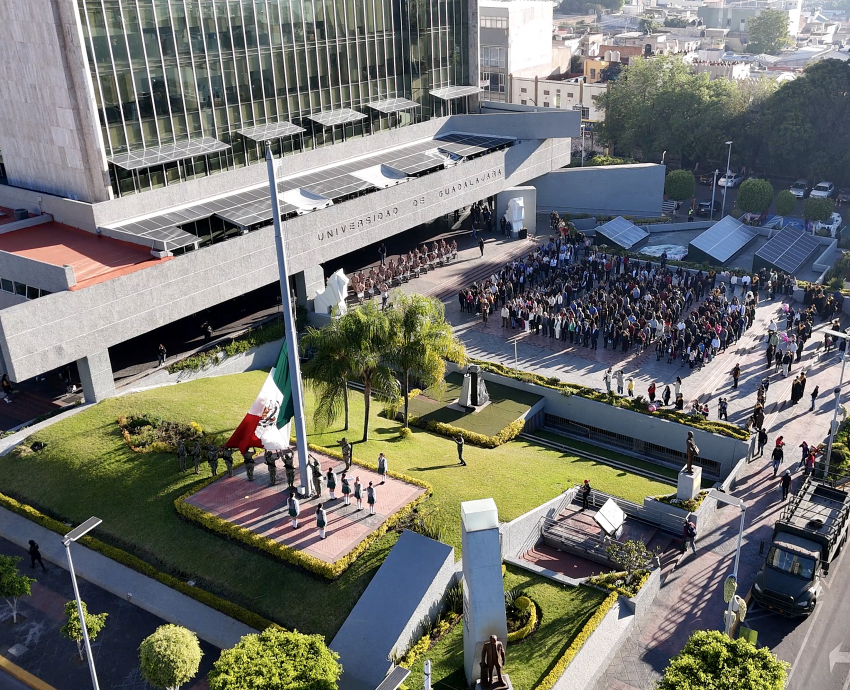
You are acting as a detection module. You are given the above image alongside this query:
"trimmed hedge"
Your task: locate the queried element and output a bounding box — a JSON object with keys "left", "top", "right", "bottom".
{"left": 0, "top": 491, "right": 275, "bottom": 632}
{"left": 587, "top": 570, "right": 651, "bottom": 598}
{"left": 507, "top": 599, "right": 538, "bottom": 643}
{"left": 653, "top": 490, "right": 709, "bottom": 513}
{"left": 398, "top": 613, "right": 460, "bottom": 669}
{"left": 466, "top": 359, "right": 750, "bottom": 441}
{"left": 534, "top": 592, "right": 618, "bottom": 690}
{"left": 175, "top": 445, "right": 432, "bottom": 580}
{"left": 410, "top": 416, "right": 526, "bottom": 449}
{"left": 166, "top": 319, "right": 285, "bottom": 374}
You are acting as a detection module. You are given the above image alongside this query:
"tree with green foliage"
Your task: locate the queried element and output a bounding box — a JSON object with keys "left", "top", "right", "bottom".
{"left": 386, "top": 292, "right": 467, "bottom": 428}
{"left": 775, "top": 190, "right": 797, "bottom": 217}
{"left": 665, "top": 170, "right": 696, "bottom": 203}
{"left": 341, "top": 303, "right": 399, "bottom": 442}
{"left": 559, "top": 0, "right": 624, "bottom": 14}
{"left": 301, "top": 317, "right": 354, "bottom": 432}
{"left": 747, "top": 9, "right": 793, "bottom": 55}
{"left": 664, "top": 16, "right": 689, "bottom": 28}
{"left": 139, "top": 624, "right": 203, "bottom": 690}
{"left": 656, "top": 629, "right": 789, "bottom": 690}
{"left": 60, "top": 600, "right": 108, "bottom": 661}
{"left": 605, "top": 539, "right": 658, "bottom": 584}
{"left": 208, "top": 628, "right": 342, "bottom": 690}
{"left": 803, "top": 197, "right": 834, "bottom": 224}
{"left": 736, "top": 178, "right": 774, "bottom": 214}
{"left": 638, "top": 17, "right": 659, "bottom": 34}
{"left": 0, "top": 556, "right": 35, "bottom": 624}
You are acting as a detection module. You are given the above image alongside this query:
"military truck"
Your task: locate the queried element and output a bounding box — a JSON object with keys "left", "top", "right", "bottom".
{"left": 752, "top": 477, "right": 850, "bottom": 616}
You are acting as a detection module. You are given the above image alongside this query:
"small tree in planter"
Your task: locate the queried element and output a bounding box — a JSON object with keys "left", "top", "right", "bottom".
{"left": 775, "top": 190, "right": 797, "bottom": 218}
{"left": 803, "top": 197, "right": 834, "bottom": 226}
{"left": 139, "top": 624, "right": 203, "bottom": 690}
{"left": 605, "top": 539, "right": 658, "bottom": 585}
{"left": 665, "top": 170, "right": 696, "bottom": 216}
{"left": 60, "top": 600, "right": 108, "bottom": 661}
{"left": 0, "top": 555, "right": 36, "bottom": 623}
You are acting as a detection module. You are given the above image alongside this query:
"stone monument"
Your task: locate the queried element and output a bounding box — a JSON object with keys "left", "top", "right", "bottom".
{"left": 459, "top": 365, "right": 490, "bottom": 410}
{"left": 461, "top": 499, "right": 508, "bottom": 686}
{"left": 678, "top": 431, "right": 702, "bottom": 500}
{"left": 505, "top": 197, "right": 524, "bottom": 238}
{"left": 313, "top": 268, "right": 350, "bottom": 316}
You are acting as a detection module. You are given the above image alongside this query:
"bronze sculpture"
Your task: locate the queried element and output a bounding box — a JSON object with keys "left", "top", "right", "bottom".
{"left": 686, "top": 431, "right": 699, "bottom": 474}
{"left": 479, "top": 635, "right": 506, "bottom": 688}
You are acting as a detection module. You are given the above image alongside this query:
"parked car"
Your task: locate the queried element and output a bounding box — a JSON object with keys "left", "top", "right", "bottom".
{"left": 790, "top": 179, "right": 811, "bottom": 198}
{"left": 718, "top": 172, "right": 744, "bottom": 188}
{"left": 838, "top": 189, "right": 850, "bottom": 204}
{"left": 814, "top": 212, "right": 843, "bottom": 237}
{"left": 697, "top": 200, "right": 720, "bottom": 216}
{"left": 810, "top": 181, "right": 835, "bottom": 198}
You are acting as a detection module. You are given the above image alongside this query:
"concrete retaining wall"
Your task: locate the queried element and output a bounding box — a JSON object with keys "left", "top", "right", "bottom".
{"left": 0, "top": 213, "right": 53, "bottom": 235}
{"left": 500, "top": 487, "right": 577, "bottom": 560}
{"left": 0, "top": 250, "right": 76, "bottom": 291}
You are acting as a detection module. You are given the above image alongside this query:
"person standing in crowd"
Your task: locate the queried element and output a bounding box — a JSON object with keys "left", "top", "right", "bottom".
{"left": 757, "top": 428, "right": 768, "bottom": 457}
{"left": 378, "top": 242, "right": 387, "bottom": 266}
{"left": 731, "top": 362, "right": 740, "bottom": 389}
{"left": 367, "top": 481, "right": 377, "bottom": 515}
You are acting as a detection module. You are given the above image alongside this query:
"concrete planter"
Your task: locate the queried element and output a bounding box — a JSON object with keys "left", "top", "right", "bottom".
{"left": 617, "top": 567, "right": 662, "bottom": 618}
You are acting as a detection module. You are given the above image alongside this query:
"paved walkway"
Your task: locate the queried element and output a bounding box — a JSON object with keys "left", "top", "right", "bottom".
{"left": 586, "top": 306, "right": 846, "bottom": 689}
{"left": 0, "top": 535, "right": 217, "bottom": 690}
{"left": 187, "top": 453, "right": 426, "bottom": 565}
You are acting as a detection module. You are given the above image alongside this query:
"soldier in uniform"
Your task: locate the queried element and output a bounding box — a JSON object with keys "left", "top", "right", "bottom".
{"left": 283, "top": 449, "right": 296, "bottom": 489}
{"left": 176, "top": 439, "right": 188, "bottom": 473}
{"left": 288, "top": 491, "right": 301, "bottom": 529}
{"left": 377, "top": 453, "right": 388, "bottom": 485}
{"left": 326, "top": 467, "right": 337, "bottom": 499}
{"left": 207, "top": 444, "right": 219, "bottom": 476}
{"left": 316, "top": 502, "right": 327, "bottom": 539}
{"left": 353, "top": 476, "right": 363, "bottom": 511}
{"left": 266, "top": 449, "right": 277, "bottom": 486}
{"left": 243, "top": 448, "right": 256, "bottom": 481}
{"left": 366, "top": 481, "right": 377, "bottom": 515}
{"left": 191, "top": 441, "right": 202, "bottom": 474}
{"left": 310, "top": 457, "right": 323, "bottom": 498}
{"left": 222, "top": 447, "right": 234, "bottom": 477}
{"left": 341, "top": 471, "right": 351, "bottom": 506}
{"left": 338, "top": 437, "right": 352, "bottom": 470}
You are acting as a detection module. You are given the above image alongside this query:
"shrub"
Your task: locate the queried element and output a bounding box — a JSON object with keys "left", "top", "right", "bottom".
{"left": 665, "top": 170, "right": 696, "bottom": 202}
{"left": 139, "top": 624, "right": 203, "bottom": 690}
{"left": 398, "top": 426, "right": 412, "bottom": 439}
{"left": 167, "top": 319, "right": 285, "bottom": 374}
{"left": 117, "top": 414, "right": 203, "bottom": 453}
{"left": 652, "top": 490, "right": 709, "bottom": 513}
{"left": 445, "top": 581, "right": 463, "bottom": 615}
{"left": 587, "top": 570, "right": 651, "bottom": 598}
{"left": 605, "top": 540, "right": 659, "bottom": 584}
{"left": 410, "top": 417, "right": 525, "bottom": 448}
{"left": 776, "top": 190, "right": 796, "bottom": 217}
{"left": 507, "top": 599, "right": 537, "bottom": 643}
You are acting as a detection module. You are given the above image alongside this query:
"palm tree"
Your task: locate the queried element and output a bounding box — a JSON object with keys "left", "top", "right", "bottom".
{"left": 344, "top": 303, "right": 399, "bottom": 441}
{"left": 386, "top": 292, "right": 467, "bottom": 428}
{"left": 301, "top": 318, "right": 353, "bottom": 431}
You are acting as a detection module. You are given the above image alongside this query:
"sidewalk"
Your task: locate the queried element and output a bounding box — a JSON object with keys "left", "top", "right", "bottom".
{"left": 0, "top": 535, "right": 217, "bottom": 690}
{"left": 588, "top": 305, "right": 844, "bottom": 689}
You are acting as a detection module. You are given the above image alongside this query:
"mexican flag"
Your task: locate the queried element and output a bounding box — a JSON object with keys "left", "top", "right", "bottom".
{"left": 225, "top": 342, "right": 294, "bottom": 453}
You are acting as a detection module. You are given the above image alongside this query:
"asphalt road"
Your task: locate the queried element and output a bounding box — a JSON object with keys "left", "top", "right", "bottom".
{"left": 748, "top": 533, "right": 850, "bottom": 690}
{"left": 0, "top": 670, "right": 32, "bottom": 690}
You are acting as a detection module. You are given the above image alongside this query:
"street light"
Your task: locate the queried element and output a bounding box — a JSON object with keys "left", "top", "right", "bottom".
{"left": 710, "top": 169, "right": 720, "bottom": 220}
{"left": 721, "top": 141, "right": 733, "bottom": 218}
{"left": 821, "top": 328, "right": 850, "bottom": 478}
{"left": 63, "top": 517, "right": 103, "bottom": 690}
{"left": 707, "top": 490, "right": 746, "bottom": 637}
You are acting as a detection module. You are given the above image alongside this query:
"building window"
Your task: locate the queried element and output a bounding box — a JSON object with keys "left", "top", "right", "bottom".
{"left": 567, "top": 92, "right": 574, "bottom": 97}
{"left": 521, "top": 87, "right": 528, "bottom": 93}
{"left": 0, "top": 279, "right": 47, "bottom": 300}
{"left": 590, "top": 69, "right": 596, "bottom": 78}
{"left": 480, "top": 16, "right": 508, "bottom": 28}
{"left": 480, "top": 46, "right": 506, "bottom": 69}
{"left": 521, "top": 99, "right": 527, "bottom": 105}
{"left": 543, "top": 102, "right": 549, "bottom": 107}
{"left": 543, "top": 90, "right": 550, "bottom": 95}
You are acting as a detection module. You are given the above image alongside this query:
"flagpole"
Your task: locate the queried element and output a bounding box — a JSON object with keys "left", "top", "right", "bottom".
{"left": 266, "top": 143, "right": 313, "bottom": 495}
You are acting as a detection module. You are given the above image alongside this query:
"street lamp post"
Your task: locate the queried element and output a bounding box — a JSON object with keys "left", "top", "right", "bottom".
{"left": 721, "top": 141, "right": 733, "bottom": 218}
{"left": 710, "top": 169, "right": 720, "bottom": 220}
{"left": 63, "top": 517, "right": 103, "bottom": 690}
{"left": 707, "top": 490, "right": 746, "bottom": 637}
{"left": 821, "top": 328, "right": 850, "bottom": 478}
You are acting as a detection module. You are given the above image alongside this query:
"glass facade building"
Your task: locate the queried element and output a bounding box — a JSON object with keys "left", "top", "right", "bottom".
{"left": 75, "top": 0, "right": 471, "bottom": 196}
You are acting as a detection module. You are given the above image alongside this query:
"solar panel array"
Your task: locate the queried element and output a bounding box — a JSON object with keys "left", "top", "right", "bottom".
{"left": 689, "top": 216, "right": 758, "bottom": 264}
{"left": 106, "top": 131, "right": 515, "bottom": 247}
{"left": 595, "top": 216, "right": 649, "bottom": 250}
{"left": 755, "top": 226, "right": 821, "bottom": 274}
{"left": 306, "top": 108, "right": 367, "bottom": 127}
{"left": 430, "top": 85, "right": 483, "bottom": 100}
{"left": 237, "top": 121, "right": 305, "bottom": 141}
{"left": 366, "top": 97, "right": 421, "bottom": 113}
{"left": 107, "top": 138, "right": 230, "bottom": 171}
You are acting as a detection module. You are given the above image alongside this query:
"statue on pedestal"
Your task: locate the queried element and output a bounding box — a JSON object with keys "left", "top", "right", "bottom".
{"left": 479, "top": 635, "right": 506, "bottom": 688}
{"left": 686, "top": 431, "right": 700, "bottom": 474}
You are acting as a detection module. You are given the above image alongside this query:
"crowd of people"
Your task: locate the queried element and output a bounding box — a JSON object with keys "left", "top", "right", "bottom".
{"left": 349, "top": 239, "right": 459, "bottom": 305}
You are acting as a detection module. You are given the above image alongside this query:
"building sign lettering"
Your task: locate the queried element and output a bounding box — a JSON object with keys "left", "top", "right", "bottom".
{"left": 438, "top": 167, "right": 503, "bottom": 198}
{"left": 317, "top": 207, "right": 399, "bottom": 241}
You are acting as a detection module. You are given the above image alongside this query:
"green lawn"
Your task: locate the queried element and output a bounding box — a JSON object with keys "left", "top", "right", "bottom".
{"left": 407, "top": 372, "right": 542, "bottom": 437}
{"left": 404, "top": 567, "right": 607, "bottom": 690}
{"left": 0, "top": 372, "right": 669, "bottom": 638}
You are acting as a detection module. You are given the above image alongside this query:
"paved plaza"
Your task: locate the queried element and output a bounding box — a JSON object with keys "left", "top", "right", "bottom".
{"left": 186, "top": 453, "right": 426, "bottom": 564}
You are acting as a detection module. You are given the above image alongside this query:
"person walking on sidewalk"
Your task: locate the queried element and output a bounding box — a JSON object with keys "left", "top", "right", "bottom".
{"left": 157, "top": 343, "right": 167, "bottom": 367}
{"left": 731, "top": 362, "right": 741, "bottom": 389}
{"left": 757, "top": 428, "right": 768, "bottom": 457}
{"left": 772, "top": 443, "right": 784, "bottom": 477}
{"left": 781, "top": 470, "right": 792, "bottom": 501}
{"left": 478, "top": 236, "right": 485, "bottom": 258}
{"left": 28, "top": 540, "right": 46, "bottom": 572}
{"left": 810, "top": 385, "right": 819, "bottom": 411}
{"left": 683, "top": 515, "right": 697, "bottom": 554}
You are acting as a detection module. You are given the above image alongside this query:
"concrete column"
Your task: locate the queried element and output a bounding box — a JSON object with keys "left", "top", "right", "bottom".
{"left": 294, "top": 264, "right": 325, "bottom": 310}
{"left": 77, "top": 350, "right": 115, "bottom": 403}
